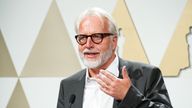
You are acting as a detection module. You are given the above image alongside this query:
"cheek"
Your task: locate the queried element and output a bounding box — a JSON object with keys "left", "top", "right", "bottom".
{"left": 100, "top": 46, "right": 109, "bottom": 52}
{"left": 78, "top": 45, "right": 84, "bottom": 52}
{"left": 99, "top": 43, "right": 112, "bottom": 52}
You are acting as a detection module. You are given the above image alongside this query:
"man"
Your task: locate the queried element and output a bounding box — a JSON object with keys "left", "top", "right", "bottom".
{"left": 57, "top": 7, "right": 172, "bottom": 108}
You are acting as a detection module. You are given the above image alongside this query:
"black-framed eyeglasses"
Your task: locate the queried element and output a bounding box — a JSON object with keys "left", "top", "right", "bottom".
{"left": 75, "top": 33, "right": 114, "bottom": 45}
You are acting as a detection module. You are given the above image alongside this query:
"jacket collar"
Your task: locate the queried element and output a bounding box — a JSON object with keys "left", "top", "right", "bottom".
{"left": 70, "top": 69, "right": 86, "bottom": 108}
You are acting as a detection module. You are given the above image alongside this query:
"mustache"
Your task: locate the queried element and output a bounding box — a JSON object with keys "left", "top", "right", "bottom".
{"left": 82, "top": 49, "right": 100, "bottom": 54}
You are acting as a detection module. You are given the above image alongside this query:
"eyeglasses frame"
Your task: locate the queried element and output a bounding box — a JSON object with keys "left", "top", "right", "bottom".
{"left": 75, "top": 33, "right": 114, "bottom": 45}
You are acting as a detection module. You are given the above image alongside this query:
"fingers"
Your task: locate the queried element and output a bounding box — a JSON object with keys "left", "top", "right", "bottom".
{"left": 95, "top": 70, "right": 117, "bottom": 91}
{"left": 100, "top": 69, "right": 116, "bottom": 81}
{"left": 95, "top": 67, "right": 131, "bottom": 100}
{"left": 96, "top": 76, "right": 110, "bottom": 90}
{"left": 122, "top": 66, "right": 129, "bottom": 79}
{"left": 96, "top": 72, "right": 111, "bottom": 88}
{"left": 95, "top": 71, "right": 116, "bottom": 97}
{"left": 96, "top": 67, "right": 128, "bottom": 88}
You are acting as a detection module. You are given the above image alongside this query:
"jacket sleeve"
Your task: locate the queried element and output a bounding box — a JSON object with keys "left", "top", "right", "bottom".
{"left": 57, "top": 80, "right": 65, "bottom": 108}
{"left": 117, "top": 67, "right": 173, "bottom": 108}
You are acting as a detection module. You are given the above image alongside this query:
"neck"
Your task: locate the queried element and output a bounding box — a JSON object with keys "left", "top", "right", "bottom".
{"left": 88, "top": 53, "right": 116, "bottom": 77}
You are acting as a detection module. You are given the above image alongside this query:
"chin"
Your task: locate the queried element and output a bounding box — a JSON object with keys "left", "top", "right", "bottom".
{"left": 83, "top": 58, "right": 102, "bottom": 69}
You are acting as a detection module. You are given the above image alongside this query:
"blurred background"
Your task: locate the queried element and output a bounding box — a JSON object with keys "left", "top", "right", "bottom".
{"left": 0, "top": 0, "right": 192, "bottom": 108}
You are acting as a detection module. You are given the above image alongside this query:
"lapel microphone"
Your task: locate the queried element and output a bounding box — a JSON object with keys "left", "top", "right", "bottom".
{"left": 69, "top": 94, "right": 76, "bottom": 108}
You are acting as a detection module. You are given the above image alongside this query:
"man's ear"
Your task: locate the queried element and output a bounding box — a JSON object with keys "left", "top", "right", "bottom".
{"left": 112, "top": 35, "right": 118, "bottom": 50}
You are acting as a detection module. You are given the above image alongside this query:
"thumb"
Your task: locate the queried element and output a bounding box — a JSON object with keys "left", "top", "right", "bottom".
{"left": 122, "top": 66, "right": 129, "bottom": 79}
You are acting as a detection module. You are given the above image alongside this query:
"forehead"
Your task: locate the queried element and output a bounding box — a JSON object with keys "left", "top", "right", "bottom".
{"left": 79, "top": 16, "right": 109, "bottom": 34}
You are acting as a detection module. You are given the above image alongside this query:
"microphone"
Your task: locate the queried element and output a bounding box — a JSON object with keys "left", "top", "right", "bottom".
{"left": 69, "top": 94, "right": 76, "bottom": 108}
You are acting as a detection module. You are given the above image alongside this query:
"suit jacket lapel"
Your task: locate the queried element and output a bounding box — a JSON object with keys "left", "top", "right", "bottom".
{"left": 71, "top": 69, "right": 86, "bottom": 108}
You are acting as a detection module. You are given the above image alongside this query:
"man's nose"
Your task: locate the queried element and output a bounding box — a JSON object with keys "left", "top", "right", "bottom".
{"left": 85, "top": 37, "right": 94, "bottom": 48}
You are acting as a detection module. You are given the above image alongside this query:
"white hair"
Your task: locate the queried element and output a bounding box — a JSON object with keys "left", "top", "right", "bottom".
{"left": 74, "top": 7, "right": 118, "bottom": 35}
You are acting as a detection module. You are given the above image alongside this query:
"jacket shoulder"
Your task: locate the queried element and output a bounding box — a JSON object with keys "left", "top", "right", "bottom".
{"left": 60, "top": 69, "right": 86, "bottom": 84}
{"left": 119, "top": 58, "right": 161, "bottom": 79}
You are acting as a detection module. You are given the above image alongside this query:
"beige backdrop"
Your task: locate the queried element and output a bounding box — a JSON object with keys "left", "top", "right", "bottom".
{"left": 0, "top": 0, "right": 192, "bottom": 108}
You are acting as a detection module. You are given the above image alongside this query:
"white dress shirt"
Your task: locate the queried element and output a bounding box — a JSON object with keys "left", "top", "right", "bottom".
{"left": 82, "top": 56, "right": 119, "bottom": 108}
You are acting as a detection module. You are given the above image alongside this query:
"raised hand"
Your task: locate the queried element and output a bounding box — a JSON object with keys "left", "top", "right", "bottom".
{"left": 95, "top": 66, "right": 132, "bottom": 100}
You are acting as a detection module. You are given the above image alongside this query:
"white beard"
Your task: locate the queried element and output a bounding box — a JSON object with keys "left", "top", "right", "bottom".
{"left": 79, "top": 44, "right": 113, "bottom": 69}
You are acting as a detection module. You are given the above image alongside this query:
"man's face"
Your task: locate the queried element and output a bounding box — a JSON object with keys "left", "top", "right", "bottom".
{"left": 77, "top": 16, "right": 117, "bottom": 69}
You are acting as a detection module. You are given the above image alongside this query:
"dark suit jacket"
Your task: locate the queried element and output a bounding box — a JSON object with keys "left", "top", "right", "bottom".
{"left": 57, "top": 58, "right": 172, "bottom": 108}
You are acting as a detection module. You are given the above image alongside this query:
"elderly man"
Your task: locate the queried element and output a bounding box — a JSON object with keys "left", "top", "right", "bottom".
{"left": 57, "top": 7, "right": 172, "bottom": 108}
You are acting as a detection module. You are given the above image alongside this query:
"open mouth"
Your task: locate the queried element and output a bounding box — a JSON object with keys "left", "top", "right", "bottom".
{"left": 84, "top": 52, "right": 100, "bottom": 58}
